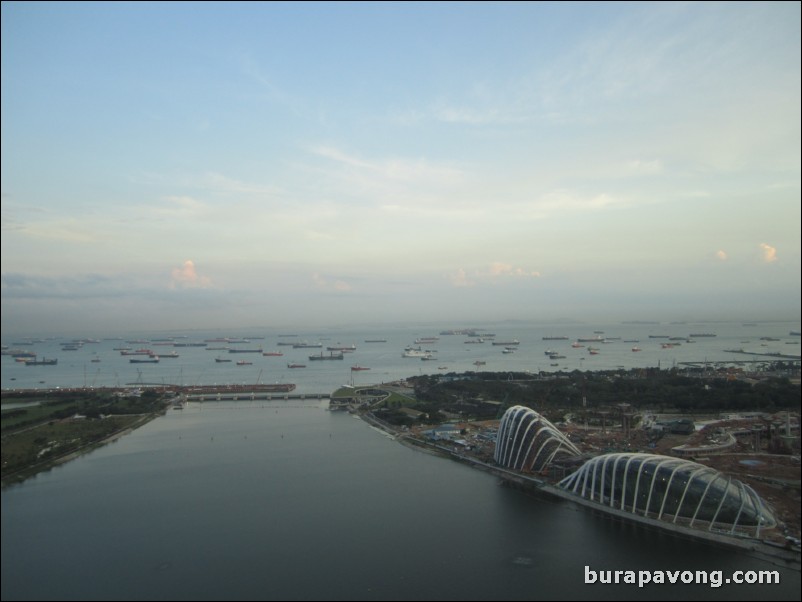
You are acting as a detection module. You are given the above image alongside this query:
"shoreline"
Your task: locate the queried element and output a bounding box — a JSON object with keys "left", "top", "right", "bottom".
{"left": 1, "top": 411, "right": 161, "bottom": 488}
{"left": 356, "top": 409, "right": 801, "bottom": 571}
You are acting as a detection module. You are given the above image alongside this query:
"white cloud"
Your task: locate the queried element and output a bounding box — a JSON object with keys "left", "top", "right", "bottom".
{"left": 312, "top": 272, "right": 352, "bottom": 292}
{"left": 760, "top": 243, "right": 778, "bottom": 263}
{"left": 170, "top": 260, "right": 212, "bottom": 289}
{"left": 160, "top": 195, "right": 209, "bottom": 217}
{"left": 311, "top": 145, "right": 464, "bottom": 185}
{"left": 487, "top": 262, "right": 542, "bottom": 278}
{"left": 449, "top": 268, "right": 475, "bottom": 288}
{"left": 450, "top": 263, "right": 541, "bottom": 287}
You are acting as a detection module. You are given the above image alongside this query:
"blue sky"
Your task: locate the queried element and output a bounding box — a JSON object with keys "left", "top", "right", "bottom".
{"left": 2, "top": 2, "right": 800, "bottom": 335}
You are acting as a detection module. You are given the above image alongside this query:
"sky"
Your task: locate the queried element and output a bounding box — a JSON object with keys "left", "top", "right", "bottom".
{"left": 1, "top": 1, "right": 800, "bottom": 336}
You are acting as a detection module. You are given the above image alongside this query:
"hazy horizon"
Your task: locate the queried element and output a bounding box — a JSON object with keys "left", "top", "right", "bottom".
{"left": 2, "top": 3, "right": 800, "bottom": 337}
{"left": 2, "top": 314, "right": 800, "bottom": 341}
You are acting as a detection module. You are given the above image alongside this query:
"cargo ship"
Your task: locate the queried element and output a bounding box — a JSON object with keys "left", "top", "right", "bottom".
{"left": 183, "top": 383, "right": 297, "bottom": 393}
{"left": 327, "top": 344, "right": 356, "bottom": 352}
{"left": 24, "top": 357, "right": 58, "bottom": 366}
{"left": 309, "top": 352, "right": 344, "bottom": 360}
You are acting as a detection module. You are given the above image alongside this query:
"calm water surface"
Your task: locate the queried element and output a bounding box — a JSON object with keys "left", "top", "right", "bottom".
{"left": 3, "top": 321, "right": 799, "bottom": 392}
{"left": 2, "top": 401, "right": 799, "bottom": 601}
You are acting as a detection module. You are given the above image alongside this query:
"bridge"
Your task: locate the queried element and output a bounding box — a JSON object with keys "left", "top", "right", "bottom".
{"left": 182, "top": 392, "right": 330, "bottom": 402}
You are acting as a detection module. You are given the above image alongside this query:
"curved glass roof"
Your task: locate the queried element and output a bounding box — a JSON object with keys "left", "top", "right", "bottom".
{"left": 495, "top": 405, "right": 580, "bottom": 472}
{"left": 558, "top": 453, "right": 776, "bottom": 537}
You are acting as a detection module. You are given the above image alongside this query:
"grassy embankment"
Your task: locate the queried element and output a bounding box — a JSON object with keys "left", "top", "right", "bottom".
{"left": 1, "top": 389, "right": 169, "bottom": 485}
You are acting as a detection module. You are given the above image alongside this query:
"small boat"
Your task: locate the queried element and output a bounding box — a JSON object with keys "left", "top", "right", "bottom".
{"left": 288, "top": 363, "right": 306, "bottom": 369}
{"left": 351, "top": 366, "right": 370, "bottom": 371}
{"left": 631, "top": 346, "right": 642, "bottom": 352}
{"left": 262, "top": 351, "right": 284, "bottom": 356}
{"left": 474, "top": 360, "right": 487, "bottom": 366}
{"left": 215, "top": 357, "right": 232, "bottom": 363}
{"left": 236, "top": 360, "right": 253, "bottom": 366}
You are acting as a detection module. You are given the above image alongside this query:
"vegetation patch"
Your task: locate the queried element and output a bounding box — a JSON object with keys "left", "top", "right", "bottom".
{"left": 1, "top": 388, "right": 169, "bottom": 484}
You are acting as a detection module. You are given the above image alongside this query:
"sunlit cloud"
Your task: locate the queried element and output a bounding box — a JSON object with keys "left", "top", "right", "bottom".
{"left": 760, "top": 243, "right": 778, "bottom": 263}
{"left": 170, "top": 260, "right": 212, "bottom": 289}
{"left": 449, "top": 268, "right": 476, "bottom": 288}
{"left": 312, "top": 272, "right": 352, "bottom": 292}
{"left": 716, "top": 250, "right": 728, "bottom": 261}
{"left": 487, "top": 262, "right": 542, "bottom": 278}
{"left": 450, "top": 263, "right": 541, "bottom": 287}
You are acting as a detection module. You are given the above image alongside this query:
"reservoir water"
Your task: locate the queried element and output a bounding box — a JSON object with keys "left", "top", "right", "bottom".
{"left": 2, "top": 400, "right": 799, "bottom": 601}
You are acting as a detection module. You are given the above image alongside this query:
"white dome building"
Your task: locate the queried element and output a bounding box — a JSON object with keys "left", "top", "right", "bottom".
{"left": 495, "top": 405, "right": 580, "bottom": 473}
{"left": 558, "top": 453, "right": 776, "bottom": 537}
